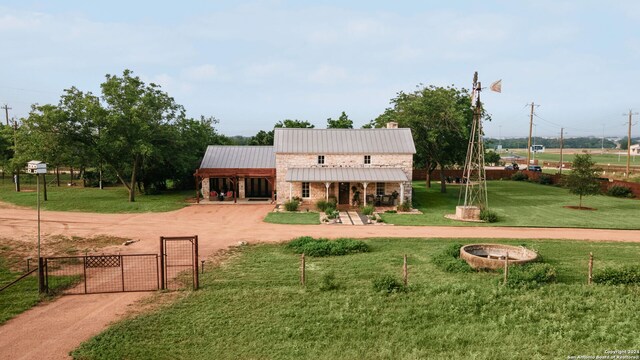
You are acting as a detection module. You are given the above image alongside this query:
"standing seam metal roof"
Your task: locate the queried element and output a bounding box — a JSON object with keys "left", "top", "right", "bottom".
{"left": 199, "top": 146, "right": 275, "bottom": 169}
{"left": 284, "top": 167, "right": 409, "bottom": 182}
{"left": 273, "top": 128, "right": 416, "bottom": 154}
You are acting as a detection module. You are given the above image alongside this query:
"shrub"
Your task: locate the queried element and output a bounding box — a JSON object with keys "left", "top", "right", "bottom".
{"left": 284, "top": 200, "right": 300, "bottom": 211}
{"left": 327, "top": 195, "right": 337, "bottom": 205}
{"left": 607, "top": 185, "right": 634, "bottom": 198}
{"left": 325, "top": 209, "right": 339, "bottom": 220}
{"left": 372, "top": 275, "right": 406, "bottom": 294}
{"left": 479, "top": 209, "right": 499, "bottom": 223}
{"left": 384, "top": 210, "right": 397, "bottom": 214}
{"left": 511, "top": 171, "right": 528, "bottom": 181}
{"left": 593, "top": 265, "right": 640, "bottom": 285}
{"left": 538, "top": 174, "right": 554, "bottom": 185}
{"left": 319, "top": 271, "right": 341, "bottom": 291}
{"left": 285, "top": 237, "right": 369, "bottom": 257}
{"left": 431, "top": 243, "right": 473, "bottom": 273}
{"left": 507, "top": 263, "right": 557, "bottom": 288}
{"left": 361, "top": 204, "right": 375, "bottom": 215}
{"left": 316, "top": 200, "right": 331, "bottom": 211}
{"left": 397, "top": 199, "right": 412, "bottom": 212}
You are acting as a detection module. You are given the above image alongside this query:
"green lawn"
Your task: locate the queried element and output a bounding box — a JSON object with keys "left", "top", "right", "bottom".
{"left": 381, "top": 181, "right": 640, "bottom": 229}
{"left": 72, "top": 238, "right": 640, "bottom": 360}
{"left": 0, "top": 181, "right": 192, "bottom": 213}
{"left": 510, "top": 150, "right": 640, "bottom": 167}
{"left": 264, "top": 212, "right": 321, "bottom": 225}
{"left": 0, "top": 260, "right": 39, "bottom": 325}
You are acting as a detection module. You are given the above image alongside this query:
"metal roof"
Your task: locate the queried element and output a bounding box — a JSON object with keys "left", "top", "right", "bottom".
{"left": 199, "top": 146, "right": 275, "bottom": 169}
{"left": 285, "top": 167, "right": 409, "bottom": 182}
{"left": 273, "top": 128, "right": 416, "bottom": 154}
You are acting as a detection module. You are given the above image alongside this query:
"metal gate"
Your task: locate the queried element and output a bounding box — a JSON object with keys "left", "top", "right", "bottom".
{"left": 160, "top": 236, "right": 199, "bottom": 290}
{"left": 43, "top": 254, "right": 159, "bottom": 295}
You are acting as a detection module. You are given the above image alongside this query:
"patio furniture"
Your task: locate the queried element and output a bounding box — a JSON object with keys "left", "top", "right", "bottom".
{"left": 210, "top": 191, "right": 218, "bottom": 200}
{"left": 366, "top": 194, "right": 375, "bottom": 205}
{"left": 380, "top": 195, "right": 393, "bottom": 206}
{"left": 224, "top": 191, "right": 234, "bottom": 201}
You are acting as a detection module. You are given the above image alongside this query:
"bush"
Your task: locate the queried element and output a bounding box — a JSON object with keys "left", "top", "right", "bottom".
{"left": 397, "top": 199, "right": 412, "bottom": 212}
{"left": 507, "top": 263, "right": 557, "bottom": 288}
{"left": 327, "top": 195, "right": 337, "bottom": 205}
{"left": 479, "top": 209, "right": 499, "bottom": 223}
{"left": 284, "top": 200, "right": 300, "bottom": 211}
{"left": 538, "top": 174, "right": 554, "bottom": 185}
{"left": 384, "top": 210, "right": 397, "bottom": 214}
{"left": 372, "top": 275, "right": 406, "bottom": 294}
{"left": 319, "top": 271, "right": 341, "bottom": 291}
{"left": 316, "top": 200, "right": 331, "bottom": 211}
{"left": 607, "top": 185, "right": 634, "bottom": 198}
{"left": 361, "top": 204, "right": 375, "bottom": 215}
{"left": 431, "top": 243, "right": 473, "bottom": 273}
{"left": 285, "top": 237, "right": 369, "bottom": 257}
{"left": 511, "top": 171, "right": 528, "bottom": 181}
{"left": 593, "top": 265, "right": 640, "bottom": 285}
{"left": 325, "top": 209, "right": 339, "bottom": 220}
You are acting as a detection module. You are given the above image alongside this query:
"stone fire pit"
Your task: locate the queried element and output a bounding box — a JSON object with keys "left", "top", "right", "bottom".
{"left": 460, "top": 244, "right": 538, "bottom": 270}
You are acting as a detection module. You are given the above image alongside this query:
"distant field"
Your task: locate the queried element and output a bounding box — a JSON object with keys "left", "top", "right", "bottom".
{"left": 509, "top": 149, "right": 640, "bottom": 167}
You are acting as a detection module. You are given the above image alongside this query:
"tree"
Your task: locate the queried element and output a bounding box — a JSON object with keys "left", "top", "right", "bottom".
{"left": 98, "top": 70, "right": 185, "bottom": 202}
{"left": 275, "top": 119, "right": 314, "bottom": 128}
{"left": 371, "top": 85, "right": 480, "bottom": 193}
{"left": 326, "top": 111, "right": 353, "bottom": 129}
{"left": 484, "top": 150, "right": 501, "bottom": 165}
{"left": 0, "top": 125, "right": 14, "bottom": 179}
{"left": 249, "top": 130, "right": 274, "bottom": 145}
{"left": 565, "top": 154, "right": 601, "bottom": 208}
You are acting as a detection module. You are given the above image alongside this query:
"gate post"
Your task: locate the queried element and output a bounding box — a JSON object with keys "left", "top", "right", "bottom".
{"left": 38, "top": 257, "right": 46, "bottom": 294}
{"left": 159, "top": 237, "right": 165, "bottom": 290}
{"left": 193, "top": 235, "right": 199, "bottom": 290}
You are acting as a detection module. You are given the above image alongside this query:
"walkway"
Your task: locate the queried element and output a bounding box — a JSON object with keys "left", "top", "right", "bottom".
{"left": 1, "top": 202, "right": 639, "bottom": 359}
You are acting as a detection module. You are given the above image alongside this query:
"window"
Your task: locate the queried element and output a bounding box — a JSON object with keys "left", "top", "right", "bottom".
{"left": 302, "top": 182, "right": 310, "bottom": 198}
{"left": 376, "top": 182, "right": 385, "bottom": 196}
{"left": 318, "top": 155, "right": 325, "bottom": 165}
{"left": 364, "top": 155, "right": 371, "bottom": 165}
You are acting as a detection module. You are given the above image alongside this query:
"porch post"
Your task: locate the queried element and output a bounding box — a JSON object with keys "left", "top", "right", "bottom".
{"left": 325, "top": 182, "right": 330, "bottom": 201}
{"left": 289, "top": 182, "right": 292, "bottom": 200}
{"left": 362, "top": 182, "right": 368, "bottom": 206}
{"left": 400, "top": 182, "right": 405, "bottom": 203}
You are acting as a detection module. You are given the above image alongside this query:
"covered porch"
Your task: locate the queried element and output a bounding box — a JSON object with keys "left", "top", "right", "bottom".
{"left": 284, "top": 167, "right": 409, "bottom": 207}
{"left": 194, "top": 168, "right": 276, "bottom": 204}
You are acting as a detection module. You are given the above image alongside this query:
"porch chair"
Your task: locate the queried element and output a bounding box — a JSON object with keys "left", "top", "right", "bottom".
{"left": 366, "top": 194, "right": 375, "bottom": 205}
{"left": 225, "top": 191, "right": 234, "bottom": 201}
{"left": 210, "top": 191, "right": 218, "bottom": 200}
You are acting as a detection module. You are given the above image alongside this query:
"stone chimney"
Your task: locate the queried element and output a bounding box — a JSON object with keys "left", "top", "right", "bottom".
{"left": 386, "top": 121, "right": 398, "bottom": 129}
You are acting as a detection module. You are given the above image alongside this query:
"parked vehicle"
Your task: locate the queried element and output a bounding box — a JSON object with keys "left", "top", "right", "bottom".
{"left": 504, "top": 163, "right": 519, "bottom": 171}
{"left": 527, "top": 165, "right": 542, "bottom": 172}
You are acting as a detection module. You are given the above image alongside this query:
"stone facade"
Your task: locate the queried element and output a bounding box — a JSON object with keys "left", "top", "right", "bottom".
{"left": 276, "top": 153, "right": 413, "bottom": 205}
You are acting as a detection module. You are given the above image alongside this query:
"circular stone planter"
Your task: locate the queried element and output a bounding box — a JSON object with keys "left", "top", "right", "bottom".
{"left": 460, "top": 244, "right": 538, "bottom": 270}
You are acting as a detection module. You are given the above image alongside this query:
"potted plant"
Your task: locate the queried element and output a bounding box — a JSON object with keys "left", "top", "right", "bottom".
{"left": 391, "top": 190, "right": 399, "bottom": 205}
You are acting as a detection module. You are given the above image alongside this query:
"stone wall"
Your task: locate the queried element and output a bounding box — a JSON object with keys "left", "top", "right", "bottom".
{"left": 201, "top": 178, "right": 210, "bottom": 200}
{"left": 276, "top": 153, "right": 413, "bottom": 205}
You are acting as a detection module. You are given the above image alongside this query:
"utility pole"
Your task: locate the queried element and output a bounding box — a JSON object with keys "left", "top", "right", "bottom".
{"left": 601, "top": 124, "right": 605, "bottom": 154}
{"left": 526, "top": 102, "right": 535, "bottom": 168}
{"left": 13, "top": 117, "right": 20, "bottom": 192}
{"left": 625, "top": 110, "right": 638, "bottom": 179}
{"left": 2, "top": 104, "right": 11, "bottom": 126}
{"left": 559, "top": 128, "right": 564, "bottom": 175}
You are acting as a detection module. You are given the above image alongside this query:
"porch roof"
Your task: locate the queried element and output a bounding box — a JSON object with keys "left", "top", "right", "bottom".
{"left": 285, "top": 167, "right": 408, "bottom": 183}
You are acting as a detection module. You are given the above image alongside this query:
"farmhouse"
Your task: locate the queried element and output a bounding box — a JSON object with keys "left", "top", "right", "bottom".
{"left": 195, "top": 122, "right": 416, "bottom": 206}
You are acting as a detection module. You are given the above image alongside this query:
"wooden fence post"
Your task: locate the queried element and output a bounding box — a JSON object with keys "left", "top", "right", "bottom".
{"left": 300, "top": 253, "right": 306, "bottom": 286}
{"left": 588, "top": 252, "right": 593, "bottom": 285}
{"left": 403, "top": 254, "right": 408, "bottom": 287}
{"left": 503, "top": 252, "right": 509, "bottom": 285}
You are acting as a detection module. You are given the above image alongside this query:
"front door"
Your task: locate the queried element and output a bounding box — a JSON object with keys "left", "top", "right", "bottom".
{"left": 339, "top": 182, "right": 350, "bottom": 205}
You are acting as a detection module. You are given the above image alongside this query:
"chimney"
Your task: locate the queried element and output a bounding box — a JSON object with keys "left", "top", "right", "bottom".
{"left": 386, "top": 121, "right": 398, "bottom": 129}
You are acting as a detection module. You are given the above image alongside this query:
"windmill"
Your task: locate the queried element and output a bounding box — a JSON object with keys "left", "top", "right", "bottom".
{"left": 453, "top": 72, "right": 498, "bottom": 220}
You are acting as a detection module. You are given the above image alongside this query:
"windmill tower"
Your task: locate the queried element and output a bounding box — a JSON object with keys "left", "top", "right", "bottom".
{"left": 455, "top": 71, "right": 488, "bottom": 220}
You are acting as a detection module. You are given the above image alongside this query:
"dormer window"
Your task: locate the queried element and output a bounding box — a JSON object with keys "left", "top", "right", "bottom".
{"left": 364, "top": 155, "right": 371, "bottom": 165}
{"left": 318, "top": 155, "right": 325, "bottom": 165}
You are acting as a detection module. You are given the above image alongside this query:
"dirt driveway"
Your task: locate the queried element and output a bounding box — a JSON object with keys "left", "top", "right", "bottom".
{"left": 1, "top": 203, "right": 639, "bottom": 359}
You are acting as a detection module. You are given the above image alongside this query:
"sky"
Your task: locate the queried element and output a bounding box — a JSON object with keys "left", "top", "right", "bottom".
{"left": 1, "top": 0, "right": 639, "bottom": 139}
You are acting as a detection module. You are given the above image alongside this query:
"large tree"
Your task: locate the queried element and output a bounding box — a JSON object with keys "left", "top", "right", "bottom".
{"left": 249, "top": 118, "right": 315, "bottom": 145}
{"left": 326, "top": 111, "right": 353, "bottom": 129}
{"left": 370, "top": 85, "right": 480, "bottom": 192}
{"left": 565, "top": 154, "right": 602, "bottom": 208}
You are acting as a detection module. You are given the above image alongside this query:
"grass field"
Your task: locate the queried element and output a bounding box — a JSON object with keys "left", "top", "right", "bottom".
{"left": 71, "top": 238, "right": 640, "bottom": 359}
{"left": 509, "top": 149, "right": 640, "bottom": 167}
{"left": 264, "top": 212, "right": 321, "bottom": 225}
{"left": 380, "top": 181, "right": 640, "bottom": 229}
{"left": 0, "top": 260, "right": 39, "bottom": 325}
{"left": 0, "top": 179, "right": 192, "bottom": 213}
